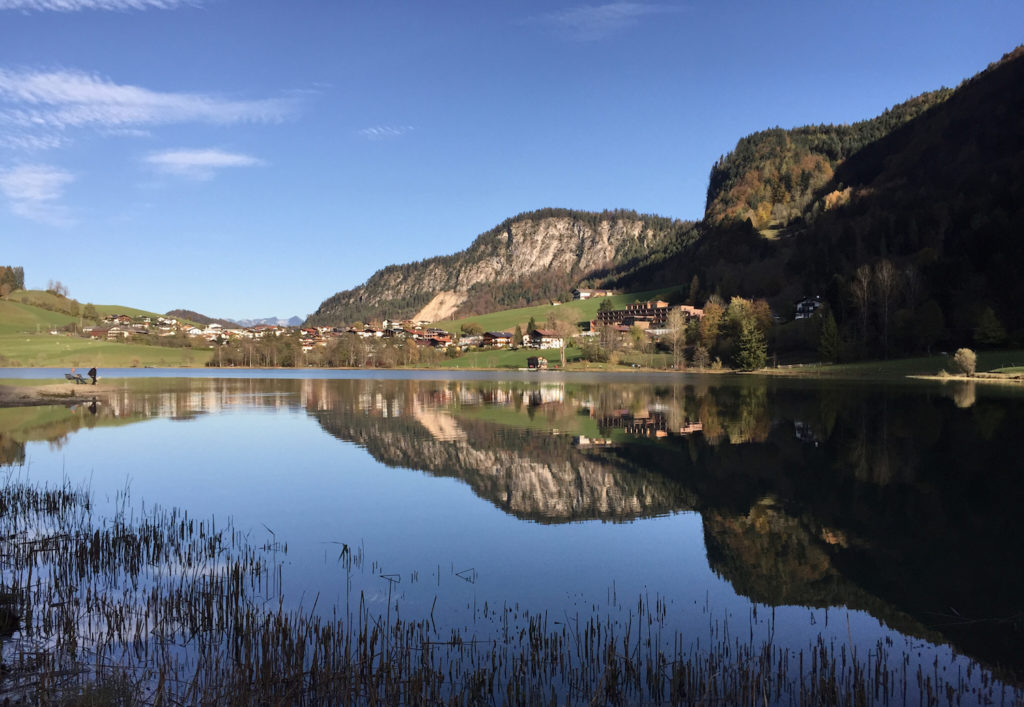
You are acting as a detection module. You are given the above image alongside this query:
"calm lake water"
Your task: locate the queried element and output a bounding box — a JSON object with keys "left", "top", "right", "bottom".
{"left": 2, "top": 369, "right": 1023, "bottom": 698}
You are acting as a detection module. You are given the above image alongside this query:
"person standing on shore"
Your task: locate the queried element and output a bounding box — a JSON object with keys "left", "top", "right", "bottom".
{"left": 88, "top": 367, "right": 97, "bottom": 385}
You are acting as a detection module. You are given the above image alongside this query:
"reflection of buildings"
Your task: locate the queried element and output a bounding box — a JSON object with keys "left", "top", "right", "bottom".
{"left": 679, "top": 420, "right": 703, "bottom": 435}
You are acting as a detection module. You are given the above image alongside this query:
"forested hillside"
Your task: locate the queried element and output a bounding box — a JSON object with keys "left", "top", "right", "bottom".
{"left": 704, "top": 89, "right": 952, "bottom": 233}
{"left": 612, "top": 46, "right": 1024, "bottom": 359}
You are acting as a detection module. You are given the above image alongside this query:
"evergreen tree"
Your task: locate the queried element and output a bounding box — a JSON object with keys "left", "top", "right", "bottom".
{"left": 973, "top": 307, "right": 1007, "bottom": 347}
{"left": 526, "top": 316, "right": 537, "bottom": 335}
{"left": 736, "top": 320, "right": 767, "bottom": 371}
{"left": 818, "top": 310, "right": 840, "bottom": 363}
{"left": 513, "top": 324, "right": 524, "bottom": 348}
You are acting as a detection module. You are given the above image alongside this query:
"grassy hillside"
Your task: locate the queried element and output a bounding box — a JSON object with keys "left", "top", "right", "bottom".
{"left": 5, "top": 290, "right": 198, "bottom": 324}
{"left": 430, "top": 287, "right": 679, "bottom": 334}
{"left": 0, "top": 300, "right": 76, "bottom": 335}
{"left": 0, "top": 291, "right": 212, "bottom": 368}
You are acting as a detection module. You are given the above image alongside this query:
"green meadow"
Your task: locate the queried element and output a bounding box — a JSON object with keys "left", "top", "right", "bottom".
{"left": 429, "top": 287, "right": 678, "bottom": 334}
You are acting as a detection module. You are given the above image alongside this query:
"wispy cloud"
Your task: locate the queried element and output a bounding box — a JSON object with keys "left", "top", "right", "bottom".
{"left": 531, "top": 2, "right": 679, "bottom": 41}
{"left": 0, "top": 163, "right": 74, "bottom": 224}
{"left": 0, "top": 132, "right": 65, "bottom": 150}
{"left": 0, "top": 0, "right": 197, "bottom": 11}
{"left": 0, "top": 69, "right": 293, "bottom": 132}
{"left": 358, "top": 125, "right": 414, "bottom": 140}
{"left": 144, "top": 148, "right": 265, "bottom": 180}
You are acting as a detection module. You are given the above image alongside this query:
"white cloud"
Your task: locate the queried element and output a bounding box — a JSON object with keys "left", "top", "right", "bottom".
{"left": 0, "top": 69, "right": 293, "bottom": 131}
{"left": 0, "top": 163, "right": 74, "bottom": 224}
{"left": 0, "top": 0, "right": 196, "bottom": 11}
{"left": 532, "top": 2, "right": 679, "bottom": 41}
{"left": 144, "top": 148, "right": 265, "bottom": 180}
{"left": 358, "top": 125, "right": 414, "bottom": 140}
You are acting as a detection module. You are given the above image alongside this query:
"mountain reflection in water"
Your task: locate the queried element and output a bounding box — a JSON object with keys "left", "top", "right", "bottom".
{"left": 2, "top": 374, "right": 1021, "bottom": 684}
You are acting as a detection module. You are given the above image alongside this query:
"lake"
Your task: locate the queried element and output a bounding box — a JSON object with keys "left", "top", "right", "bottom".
{"left": 1, "top": 369, "right": 1022, "bottom": 703}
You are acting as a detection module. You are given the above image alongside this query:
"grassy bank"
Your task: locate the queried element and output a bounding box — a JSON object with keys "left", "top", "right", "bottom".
{"left": 761, "top": 350, "right": 1024, "bottom": 381}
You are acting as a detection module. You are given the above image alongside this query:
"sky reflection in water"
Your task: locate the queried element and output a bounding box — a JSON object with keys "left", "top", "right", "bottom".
{"left": 2, "top": 372, "right": 1022, "bottom": 688}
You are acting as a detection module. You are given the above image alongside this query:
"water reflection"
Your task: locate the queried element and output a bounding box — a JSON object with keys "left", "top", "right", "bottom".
{"left": 2, "top": 375, "right": 1022, "bottom": 683}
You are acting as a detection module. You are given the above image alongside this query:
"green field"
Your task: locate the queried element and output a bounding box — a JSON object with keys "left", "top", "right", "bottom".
{"left": 429, "top": 287, "right": 679, "bottom": 334}
{"left": 0, "top": 333, "right": 212, "bottom": 368}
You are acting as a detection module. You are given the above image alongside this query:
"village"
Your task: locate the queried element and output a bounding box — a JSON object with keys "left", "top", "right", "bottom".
{"left": 64, "top": 289, "right": 828, "bottom": 371}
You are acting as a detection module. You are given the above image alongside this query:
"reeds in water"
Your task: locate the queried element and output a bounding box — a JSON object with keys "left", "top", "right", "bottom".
{"left": 0, "top": 479, "right": 1019, "bottom": 705}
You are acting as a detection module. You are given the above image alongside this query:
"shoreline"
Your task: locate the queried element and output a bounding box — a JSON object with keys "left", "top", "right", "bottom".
{"left": 0, "top": 382, "right": 115, "bottom": 408}
{"left": 4, "top": 361, "right": 1022, "bottom": 409}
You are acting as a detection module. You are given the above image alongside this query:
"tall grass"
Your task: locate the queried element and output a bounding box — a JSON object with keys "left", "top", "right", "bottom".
{"left": 0, "top": 478, "right": 1017, "bottom": 705}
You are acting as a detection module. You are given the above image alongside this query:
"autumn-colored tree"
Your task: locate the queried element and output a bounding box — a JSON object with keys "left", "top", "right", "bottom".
{"left": 953, "top": 348, "right": 976, "bottom": 376}
{"left": 698, "top": 297, "right": 725, "bottom": 349}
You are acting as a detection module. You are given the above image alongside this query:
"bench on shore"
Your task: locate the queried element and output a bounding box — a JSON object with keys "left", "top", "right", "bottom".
{"left": 65, "top": 373, "right": 87, "bottom": 384}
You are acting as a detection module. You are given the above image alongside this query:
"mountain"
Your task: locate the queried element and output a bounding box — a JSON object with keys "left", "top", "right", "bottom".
{"left": 229, "top": 316, "right": 303, "bottom": 328}
{"left": 612, "top": 45, "right": 1024, "bottom": 354}
{"left": 307, "top": 208, "right": 696, "bottom": 327}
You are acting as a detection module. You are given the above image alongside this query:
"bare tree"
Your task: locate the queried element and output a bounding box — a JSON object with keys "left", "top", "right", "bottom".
{"left": 666, "top": 308, "right": 688, "bottom": 369}
{"left": 873, "top": 259, "right": 901, "bottom": 357}
{"left": 850, "top": 264, "right": 872, "bottom": 348}
{"left": 546, "top": 311, "right": 579, "bottom": 368}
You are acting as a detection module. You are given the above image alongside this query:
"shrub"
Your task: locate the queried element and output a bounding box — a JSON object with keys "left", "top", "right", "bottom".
{"left": 952, "top": 348, "right": 976, "bottom": 376}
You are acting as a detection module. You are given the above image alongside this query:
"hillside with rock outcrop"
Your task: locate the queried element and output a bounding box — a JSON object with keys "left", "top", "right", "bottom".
{"left": 306, "top": 208, "right": 696, "bottom": 326}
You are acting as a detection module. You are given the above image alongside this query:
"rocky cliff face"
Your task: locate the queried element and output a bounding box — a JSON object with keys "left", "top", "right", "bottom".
{"left": 306, "top": 208, "right": 688, "bottom": 326}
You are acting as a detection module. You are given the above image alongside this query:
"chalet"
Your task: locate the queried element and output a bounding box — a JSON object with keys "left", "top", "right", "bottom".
{"left": 482, "top": 331, "right": 513, "bottom": 348}
{"left": 86, "top": 327, "right": 109, "bottom": 340}
{"left": 528, "top": 329, "right": 564, "bottom": 350}
{"left": 457, "top": 334, "right": 483, "bottom": 349}
{"left": 597, "top": 301, "right": 702, "bottom": 328}
{"left": 572, "top": 288, "right": 614, "bottom": 300}
{"left": 677, "top": 305, "right": 704, "bottom": 320}
{"left": 527, "top": 356, "right": 548, "bottom": 370}
{"left": 794, "top": 296, "right": 824, "bottom": 320}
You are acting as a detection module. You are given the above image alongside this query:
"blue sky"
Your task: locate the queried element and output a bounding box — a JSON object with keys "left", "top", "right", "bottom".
{"left": 1, "top": 1, "right": 1021, "bottom": 320}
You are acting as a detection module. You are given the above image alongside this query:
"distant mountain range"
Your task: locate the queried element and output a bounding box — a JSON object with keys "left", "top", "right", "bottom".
{"left": 230, "top": 316, "right": 304, "bottom": 328}
{"left": 166, "top": 310, "right": 302, "bottom": 328}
